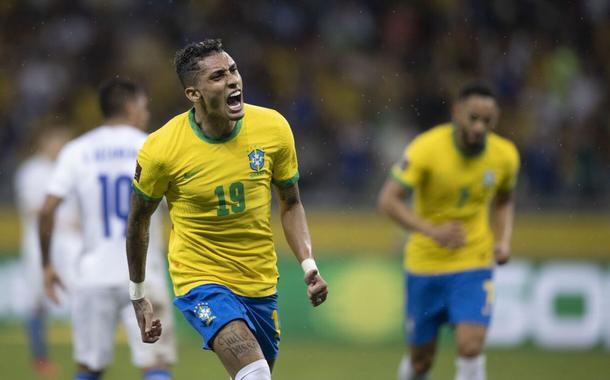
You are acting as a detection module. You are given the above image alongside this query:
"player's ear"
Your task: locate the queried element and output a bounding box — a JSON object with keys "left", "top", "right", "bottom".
{"left": 185, "top": 87, "right": 201, "bottom": 103}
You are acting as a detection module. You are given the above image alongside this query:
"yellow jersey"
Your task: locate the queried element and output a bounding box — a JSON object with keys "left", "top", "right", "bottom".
{"left": 133, "top": 104, "right": 299, "bottom": 297}
{"left": 392, "top": 123, "right": 520, "bottom": 274}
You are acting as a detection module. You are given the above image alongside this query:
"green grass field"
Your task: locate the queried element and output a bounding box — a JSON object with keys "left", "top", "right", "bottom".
{"left": 1, "top": 322, "right": 609, "bottom": 380}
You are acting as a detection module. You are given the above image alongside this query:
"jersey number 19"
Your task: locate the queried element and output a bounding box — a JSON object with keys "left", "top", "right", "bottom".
{"left": 214, "top": 182, "right": 246, "bottom": 216}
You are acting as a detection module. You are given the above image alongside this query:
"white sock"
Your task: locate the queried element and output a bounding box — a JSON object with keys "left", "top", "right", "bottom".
{"left": 398, "top": 355, "right": 429, "bottom": 380}
{"left": 234, "top": 359, "right": 271, "bottom": 380}
{"left": 454, "top": 355, "right": 485, "bottom": 380}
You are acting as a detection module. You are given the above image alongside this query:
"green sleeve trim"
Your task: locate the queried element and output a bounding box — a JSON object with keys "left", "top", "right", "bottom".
{"left": 131, "top": 182, "right": 163, "bottom": 202}
{"left": 272, "top": 171, "right": 300, "bottom": 187}
{"left": 390, "top": 170, "right": 413, "bottom": 191}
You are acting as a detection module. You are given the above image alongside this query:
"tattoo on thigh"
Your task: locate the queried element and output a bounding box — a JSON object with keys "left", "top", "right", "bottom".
{"left": 215, "top": 324, "right": 259, "bottom": 360}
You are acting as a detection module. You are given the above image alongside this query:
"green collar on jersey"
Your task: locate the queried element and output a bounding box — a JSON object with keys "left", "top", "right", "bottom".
{"left": 188, "top": 108, "right": 243, "bottom": 144}
{"left": 451, "top": 123, "right": 488, "bottom": 158}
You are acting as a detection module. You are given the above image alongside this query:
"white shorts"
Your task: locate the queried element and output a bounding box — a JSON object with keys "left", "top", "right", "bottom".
{"left": 71, "top": 282, "right": 176, "bottom": 370}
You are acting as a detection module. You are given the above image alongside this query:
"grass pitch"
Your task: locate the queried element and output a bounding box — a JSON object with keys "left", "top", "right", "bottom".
{"left": 1, "top": 322, "right": 609, "bottom": 380}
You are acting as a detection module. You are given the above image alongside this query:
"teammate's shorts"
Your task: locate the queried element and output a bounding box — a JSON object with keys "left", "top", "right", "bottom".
{"left": 71, "top": 281, "right": 176, "bottom": 370}
{"left": 405, "top": 268, "right": 493, "bottom": 346}
{"left": 174, "top": 283, "right": 280, "bottom": 361}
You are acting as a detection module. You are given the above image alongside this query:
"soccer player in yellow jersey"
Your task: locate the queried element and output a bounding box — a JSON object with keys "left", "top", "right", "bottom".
{"left": 378, "top": 84, "right": 519, "bottom": 380}
{"left": 125, "top": 39, "right": 328, "bottom": 380}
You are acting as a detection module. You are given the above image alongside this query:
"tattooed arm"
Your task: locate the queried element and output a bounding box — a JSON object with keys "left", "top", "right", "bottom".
{"left": 274, "top": 183, "right": 311, "bottom": 263}
{"left": 126, "top": 192, "right": 160, "bottom": 282}
{"left": 274, "top": 183, "right": 328, "bottom": 307}
{"left": 126, "top": 192, "right": 163, "bottom": 343}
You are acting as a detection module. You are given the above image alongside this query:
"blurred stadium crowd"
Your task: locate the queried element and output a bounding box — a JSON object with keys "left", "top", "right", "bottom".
{"left": 1, "top": 0, "right": 609, "bottom": 207}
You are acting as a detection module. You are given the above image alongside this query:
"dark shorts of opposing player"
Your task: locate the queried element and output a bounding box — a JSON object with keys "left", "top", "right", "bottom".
{"left": 174, "top": 284, "right": 280, "bottom": 361}
{"left": 405, "top": 268, "right": 493, "bottom": 346}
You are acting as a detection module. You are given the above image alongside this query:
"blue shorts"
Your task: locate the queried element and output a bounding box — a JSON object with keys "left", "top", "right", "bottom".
{"left": 405, "top": 268, "right": 493, "bottom": 346}
{"left": 173, "top": 284, "right": 280, "bottom": 360}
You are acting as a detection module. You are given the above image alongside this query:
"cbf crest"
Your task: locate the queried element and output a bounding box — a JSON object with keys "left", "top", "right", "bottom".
{"left": 483, "top": 170, "right": 495, "bottom": 188}
{"left": 194, "top": 302, "right": 216, "bottom": 326}
{"left": 248, "top": 148, "right": 265, "bottom": 173}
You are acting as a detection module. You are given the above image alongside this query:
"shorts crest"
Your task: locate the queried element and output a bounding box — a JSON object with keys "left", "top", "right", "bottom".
{"left": 194, "top": 302, "right": 216, "bottom": 326}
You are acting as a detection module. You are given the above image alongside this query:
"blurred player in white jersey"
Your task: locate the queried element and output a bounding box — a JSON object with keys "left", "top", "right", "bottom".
{"left": 38, "top": 79, "right": 176, "bottom": 380}
{"left": 15, "top": 127, "right": 82, "bottom": 377}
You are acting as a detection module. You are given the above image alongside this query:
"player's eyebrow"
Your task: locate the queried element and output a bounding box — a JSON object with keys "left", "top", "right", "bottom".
{"left": 207, "top": 65, "right": 229, "bottom": 75}
{"left": 207, "top": 63, "right": 237, "bottom": 78}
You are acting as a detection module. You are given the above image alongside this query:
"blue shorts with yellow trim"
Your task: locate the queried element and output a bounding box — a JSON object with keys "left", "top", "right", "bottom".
{"left": 405, "top": 269, "right": 493, "bottom": 346}
{"left": 173, "top": 284, "right": 280, "bottom": 360}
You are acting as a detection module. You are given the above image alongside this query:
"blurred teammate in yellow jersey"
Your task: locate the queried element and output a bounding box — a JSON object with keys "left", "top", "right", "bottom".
{"left": 378, "top": 84, "right": 520, "bottom": 380}
{"left": 126, "top": 39, "right": 328, "bottom": 380}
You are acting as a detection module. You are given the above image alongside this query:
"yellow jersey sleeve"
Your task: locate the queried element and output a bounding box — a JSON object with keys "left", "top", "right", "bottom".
{"left": 271, "top": 114, "right": 299, "bottom": 187}
{"left": 498, "top": 143, "right": 520, "bottom": 192}
{"left": 132, "top": 134, "right": 170, "bottom": 201}
{"left": 391, "top": 137, "right": 427, "bottom": 189}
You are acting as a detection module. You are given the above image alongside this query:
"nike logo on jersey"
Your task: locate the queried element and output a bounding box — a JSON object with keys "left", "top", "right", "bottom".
{"left": 183, "top": 167, "right": 202, "bottom": 180}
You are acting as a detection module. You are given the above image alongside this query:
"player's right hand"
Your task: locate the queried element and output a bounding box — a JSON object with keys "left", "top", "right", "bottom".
{"left": 430, "top": 222, "right": 465, "bottom": 249}
{"left": 304, "top": 269, "right": 328, "bottom": 307}
{"left": 132, "top": 297, "right": 162, "bottom": 343}
{"left": 43, "top": 266, "right": 65, "bottom": 304}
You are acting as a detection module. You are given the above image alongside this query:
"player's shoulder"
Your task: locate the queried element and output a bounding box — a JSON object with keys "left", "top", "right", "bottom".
{"left": 422, "top": 123, "right": 453, "bottom": 141}
{"left": 143, "top": 110, "right": 191, "bottom": 149}
{"left": 58, "top": 132, "right": 90, "bottom": 158}
{"left": 69, "top": 125, "right": 116, "bottom": 145}
{"left": 244, "top": 103, "right": 289, "bottom": 128}
{"left": 488, "top": 132, "right": 519, "bottom": 160}
{"left": 16, "top": 155, "right": 41, "bottom": 174}
{"left": 59, "top": 126, "right": 108, "bottom": 153}
{"left": 15, "top": 155, "right": 47, "bottom": 181}
{"left": 409, "top": 123, "right": 452, "bottom": 150}
{"left": 120, "top": 125, "right": 148, "bottom": 139}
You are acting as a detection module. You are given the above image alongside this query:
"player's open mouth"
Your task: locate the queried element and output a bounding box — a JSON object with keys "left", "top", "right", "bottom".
{"left": 226, "top": 90, "right": 242, "bottom": 112}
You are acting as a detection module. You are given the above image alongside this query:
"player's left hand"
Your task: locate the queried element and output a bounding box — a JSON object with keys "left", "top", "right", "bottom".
{"left": 494, "top": 241, "right": 511, "bottom": 265}
{"left": 304, "top": 269, "right": 328, "bottom": 307}
{"left": 43, "top": 266, "right": 65, "bottom": 304}
{"left": 132, "top": 297, "right": 162, "bottom": 343}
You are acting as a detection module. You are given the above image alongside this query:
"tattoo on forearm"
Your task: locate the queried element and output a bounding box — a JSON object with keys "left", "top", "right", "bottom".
{"left": 214, "top": 324, "right": 259, "bottom": 360}
{"left": 126, "top": 193, "right": 160, "bottom": 281}
{"left": 277, "top": 184, "right": 301, "bottom": 208}
{"left": 495, "top": 190, "right": 514, "bottom": 205}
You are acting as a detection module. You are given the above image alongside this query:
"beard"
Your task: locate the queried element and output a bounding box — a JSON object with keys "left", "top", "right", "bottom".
{"left": 456, "top": 125, "right": 486, "bottom": 156}
{"left": 464, "top": 140, "right": 485, "bottom": 155}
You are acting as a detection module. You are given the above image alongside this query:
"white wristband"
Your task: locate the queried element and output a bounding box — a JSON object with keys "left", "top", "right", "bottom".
{"left": 129, "top": 281, "right": 145, "bottom": 301}
{"left": 301, "top": 258, "right": 318, "bottom": 274}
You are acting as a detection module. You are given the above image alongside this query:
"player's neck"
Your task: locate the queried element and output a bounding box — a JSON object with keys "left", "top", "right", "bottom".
{"left": 104, "top": 116, "right": 135, "bottom": 128}
{"left": 193, "top": 106, "right": 236, "bottom": 139}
